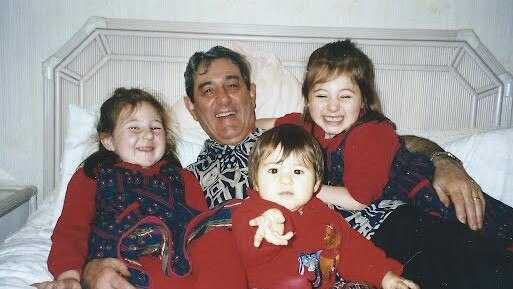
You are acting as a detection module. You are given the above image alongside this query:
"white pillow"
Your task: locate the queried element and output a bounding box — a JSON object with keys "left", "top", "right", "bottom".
{"left": 442, "top": 128, "right": 513, "bottom": 206}
{"left": 170, "top": 42, "right": 304, "bottom": 166}
{"left": 54, "top": 105, "right": 98, "bottom": 220}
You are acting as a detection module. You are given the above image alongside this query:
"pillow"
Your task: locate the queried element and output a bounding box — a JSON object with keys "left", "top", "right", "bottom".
{"left": 170, "top": 42, "right": 304, "bottom": 166}
{"left": 53, "top": 105, "right": 98, "bottom": 221}
{"left": 442, "top": 128, "right": 513, "bottom": 207}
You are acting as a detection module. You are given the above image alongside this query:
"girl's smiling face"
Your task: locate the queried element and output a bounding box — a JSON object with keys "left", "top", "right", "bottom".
{"left": 100, "top": 101, "right": 166, "bottom": 168}
{"left": 307, "top": 74, "right": 364, "bottom": 139}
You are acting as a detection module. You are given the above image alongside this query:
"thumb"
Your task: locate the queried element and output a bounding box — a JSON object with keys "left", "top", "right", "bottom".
{"left": 109, "top": 258, "right": 131, "bottom": 277}
{"left": 433, "top": 184, "right": 450, "bottom": 207}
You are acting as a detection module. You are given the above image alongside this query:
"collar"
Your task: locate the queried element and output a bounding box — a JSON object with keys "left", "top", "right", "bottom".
{"left": 305, "top": 120, "right": 346, "bottom": 152}
{"left": 202, "top": 128, "right": 264, "bottom": 158}
{"left": 114, "top": 159, "right": 167, "bottom": 176}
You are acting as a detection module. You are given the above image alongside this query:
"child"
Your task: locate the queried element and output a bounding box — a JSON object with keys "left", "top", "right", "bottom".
{"left": 257, "top": 40, "right": 513, "bottom": 288}
{"left": 42, "top": 88, "right": 245, "bottom": 289}
{"left": 232, "top": 124, "right": 420, "bottom": 289}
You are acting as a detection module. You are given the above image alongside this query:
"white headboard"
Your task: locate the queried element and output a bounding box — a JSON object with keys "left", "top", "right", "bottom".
{"left": 43, "top": 16, "right": 513, "bottom": 198}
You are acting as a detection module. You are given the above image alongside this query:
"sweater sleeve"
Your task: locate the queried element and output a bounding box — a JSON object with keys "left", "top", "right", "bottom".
{"left": 180, "top": 169, "right": 209, "bottom": 212}
{"left": 232, "top": 194, "right": 295, "bottom": 268}
{"left": 343, "top": 122, "right": 400, "bottom": 205}
{"left": 47, "top": 169, "right": 96, "bottom": 278}
{"left": 274, "top": 113, "right": 302, "bottom": 127}
{"left": 336, "top": 215, "right": 403, "bottom": 287}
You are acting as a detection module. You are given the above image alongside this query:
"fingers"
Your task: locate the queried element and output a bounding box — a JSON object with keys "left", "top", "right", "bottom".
{"left": 253, "top": 226, "right": 265, "bottom": 247}
{"left": 433, "top": 183, "right": 451, "bottom": 207}
{"left": 108, "top": 258, "right": 131, "bottom": 277}
{"left": 445, "top": 188, "right": 468, "bottom": 225}
{"left": 401, "top": 279, "right": 420, "bottom": 289}
{"left": 83, "top": 258, "right": 134, "bottom": 289}
{"left": 471, "top": 183, "right": 485, "bottom": 230}
{"left": 31, "top": 280, "right": 81, "bottom": 289}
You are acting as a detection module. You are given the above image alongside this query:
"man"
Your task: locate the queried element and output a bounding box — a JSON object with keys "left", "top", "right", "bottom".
{"left": 82, "top": 46, "right": 484, "bottom": 289}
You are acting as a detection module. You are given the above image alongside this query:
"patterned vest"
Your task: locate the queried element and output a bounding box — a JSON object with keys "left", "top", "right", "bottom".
{"left": 324, "top": 122, "right": 451, "bottom": 239}
{"left": 88, "top": 163, "right": 199, "bottom": 288}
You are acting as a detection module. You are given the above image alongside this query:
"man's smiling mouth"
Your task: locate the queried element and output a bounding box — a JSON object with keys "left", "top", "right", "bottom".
{"left": 216, "top": 111, "right": 236, "bottom": 118}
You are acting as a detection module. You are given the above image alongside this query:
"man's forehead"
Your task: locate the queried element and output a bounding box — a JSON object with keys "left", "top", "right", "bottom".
{"left": 195, "top": 58, "right": 243, "bottom": 84}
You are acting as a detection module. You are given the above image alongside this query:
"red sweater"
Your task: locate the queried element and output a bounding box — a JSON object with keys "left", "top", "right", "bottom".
{"left": 232, "top": 189, "right": 403, "bottom": 289}
{"left": 276, "top": 113, "right": 400, "bottom": 205}
{"left": 48, "top": 161, "right": 208, "bottom": 278}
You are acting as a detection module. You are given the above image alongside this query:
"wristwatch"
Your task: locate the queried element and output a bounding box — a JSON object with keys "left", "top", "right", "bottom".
{"left": 430, "top": 151, "right": 463, "bottom": 166}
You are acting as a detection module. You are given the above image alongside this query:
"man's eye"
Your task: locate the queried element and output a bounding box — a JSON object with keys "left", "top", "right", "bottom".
{"left": 129, "top": 126, "right": 140, "bottom": 130}
{"left": 201, "top": 88, "right": 213, "bottom": 95}
{"left": 294, "top": 169, "right": 303, "bottom": 175}
{"left": 226, "top": 83, "right": 240, "bottom": 91}
{"left": 268, "top": 168, "right": 278, "bottom": 174}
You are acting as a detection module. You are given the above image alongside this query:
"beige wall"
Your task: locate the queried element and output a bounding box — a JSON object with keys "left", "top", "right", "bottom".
{"left": 1, "top": 0, "right": 512, "bottom": 197}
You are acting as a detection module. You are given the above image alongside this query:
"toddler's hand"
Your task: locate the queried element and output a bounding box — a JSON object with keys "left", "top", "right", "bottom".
{"left": 382, "top": 271, "right": 420, "bottom": 289}
{"left": 249, "top": 208, "right": 294, "bottom": 247}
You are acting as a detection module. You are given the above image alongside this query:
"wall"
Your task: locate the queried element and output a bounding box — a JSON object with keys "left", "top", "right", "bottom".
{"left": 1, "top": 0, "right": 512, "bottom": 198}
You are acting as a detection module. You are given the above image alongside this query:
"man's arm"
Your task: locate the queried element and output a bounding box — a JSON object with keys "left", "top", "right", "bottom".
{"left": 402, "top": 135, "right": 485, "bottom": 230}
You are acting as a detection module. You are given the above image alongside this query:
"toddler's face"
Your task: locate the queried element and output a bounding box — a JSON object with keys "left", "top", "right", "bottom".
{"left": 254, "top": 146, "right": 320, "bottom": 212}
{"left": 308, "top": 74, "right": 363, "bottom": 139}
{"left": 101, "top": 101, "right": 166, "bottom": 168}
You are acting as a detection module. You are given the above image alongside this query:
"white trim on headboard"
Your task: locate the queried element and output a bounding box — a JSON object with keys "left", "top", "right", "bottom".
{"left": 42, "top": 16, "right": 513, "bottom": 199}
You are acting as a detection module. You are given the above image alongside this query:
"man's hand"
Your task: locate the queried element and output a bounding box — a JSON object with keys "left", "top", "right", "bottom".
{"left": 32, "top": 269, "right": 81, "bottom": 289}
{"left": 381, "top": 271, "right": 420, "bottom": 289}
{"left": 32, "top": 279, "right": 81, "bottom": 289}
{"left": 82, "top": 258, "right": 134, "bottom": 289}
{"left": 249, "top": 208, "right": 294, "bottom": 247}
{"left": 432, "top": 158, "right": 485, "bottom": 231}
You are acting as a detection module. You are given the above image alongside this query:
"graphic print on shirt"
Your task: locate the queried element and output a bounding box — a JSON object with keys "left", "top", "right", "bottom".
{"left": 298, "top": 224, "right": 342, "bottom": 288}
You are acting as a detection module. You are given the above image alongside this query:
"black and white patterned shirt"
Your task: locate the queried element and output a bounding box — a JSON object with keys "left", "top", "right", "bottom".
{"left": 186, "top": 128, "right": 264, "bottom": 209}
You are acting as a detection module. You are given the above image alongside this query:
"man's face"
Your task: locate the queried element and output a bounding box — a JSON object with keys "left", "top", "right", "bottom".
{"left": 185, "top": 58, "right": 256, "bottom": 145}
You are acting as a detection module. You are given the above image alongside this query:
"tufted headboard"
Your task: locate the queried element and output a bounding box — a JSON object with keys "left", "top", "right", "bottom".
{"left": 42, "top": 16, "right": 513, "bottom": 198}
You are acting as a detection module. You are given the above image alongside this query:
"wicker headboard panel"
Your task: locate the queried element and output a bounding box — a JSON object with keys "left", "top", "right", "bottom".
{"left": 42, "top": 16, "right": 513, "bottom": 197}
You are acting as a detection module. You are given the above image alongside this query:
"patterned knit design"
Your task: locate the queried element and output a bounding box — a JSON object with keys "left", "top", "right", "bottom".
{"left": 186, "top": 128, "right": 264, "bottom": 208}
{"left": 326, "top": 126, "right": 513, "bottom": 248}
{"left": 88, "top": 163, "right": 199, "bottom": 288}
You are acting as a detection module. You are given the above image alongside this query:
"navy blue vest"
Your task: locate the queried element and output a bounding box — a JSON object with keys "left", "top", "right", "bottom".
{"left": 88, "top": 163, "right": 199, "bottom": 288}
{"left": 323, "top": 122, "right": 451, "bottom": 219}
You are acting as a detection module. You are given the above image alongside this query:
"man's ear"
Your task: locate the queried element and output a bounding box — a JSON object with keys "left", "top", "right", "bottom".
{"left": 249, "top": 83, "right": 256, "bottom": 109}
{"left": 100, "top": 133, "right": 115, "bottom": 152}
{"left": 184, "top": 96, "right": 198, "bottom": 121}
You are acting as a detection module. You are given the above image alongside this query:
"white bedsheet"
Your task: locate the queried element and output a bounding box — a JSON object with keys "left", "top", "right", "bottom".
{"left": 0, "top": 193, "right": 56, "bottom": 289}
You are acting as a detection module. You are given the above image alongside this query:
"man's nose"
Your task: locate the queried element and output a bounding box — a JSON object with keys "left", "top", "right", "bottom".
{"left": 217, "top": 87, "right": 231, "bottom": 103}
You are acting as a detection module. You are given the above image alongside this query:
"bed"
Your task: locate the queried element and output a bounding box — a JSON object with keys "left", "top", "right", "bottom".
{"left": 0, "top": 16, "right": 512, "bottom": 288}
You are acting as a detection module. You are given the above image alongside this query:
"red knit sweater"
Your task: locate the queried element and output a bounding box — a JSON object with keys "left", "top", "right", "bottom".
{"left": 232, "top": 189, "right": 403, "bottom": 289}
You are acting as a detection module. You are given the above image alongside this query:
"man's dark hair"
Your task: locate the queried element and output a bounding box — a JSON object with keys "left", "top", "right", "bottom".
{"left": 184, "top": 46, "right": 251, "bottom": 102}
